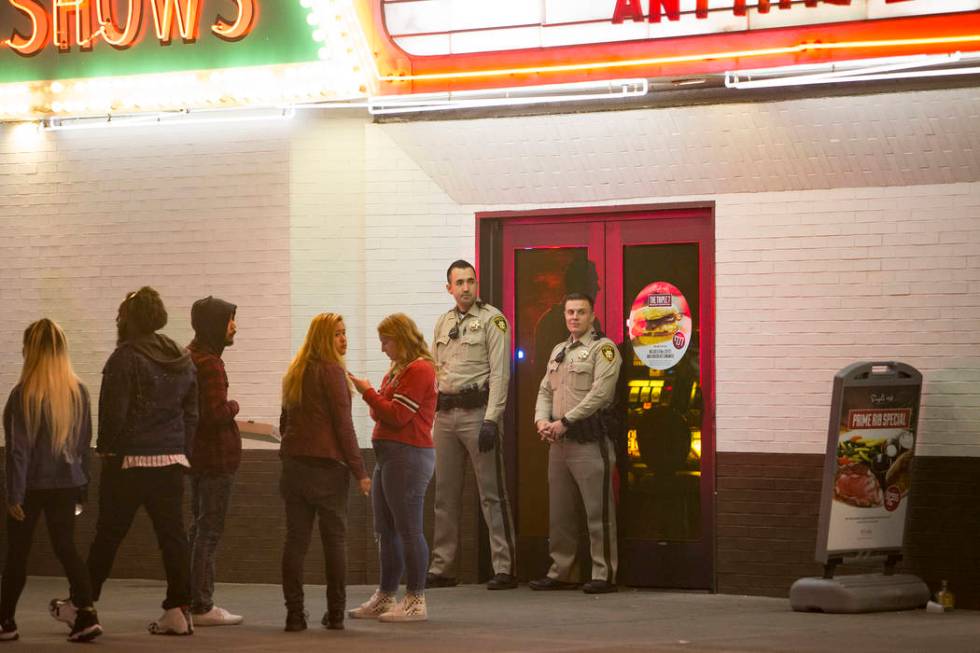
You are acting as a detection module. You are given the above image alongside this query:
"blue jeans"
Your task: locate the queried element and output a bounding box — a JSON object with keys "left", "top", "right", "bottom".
{"left": 372, "top": 440, "right": 435, "bottom": 594}
{"left": 189, "top": 473, "right": 235, "bottom": 614}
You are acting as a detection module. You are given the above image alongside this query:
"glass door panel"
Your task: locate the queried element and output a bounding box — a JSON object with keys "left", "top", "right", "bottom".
{"left": 618, "top": 243, "right": 703, "bottom": 543}
{"left": 502, "top": 221, "right": 604, "bottom": 579}
{"left": 607, "top": 216, "right": 715, "bottom": 589}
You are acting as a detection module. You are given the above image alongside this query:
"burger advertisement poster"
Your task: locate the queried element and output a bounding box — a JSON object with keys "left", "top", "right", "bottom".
{"left": 825, "top": 382, "right": 919, "bottom": 555}
{"left": 628, "top": 281, "right": 692, "bottom": 371}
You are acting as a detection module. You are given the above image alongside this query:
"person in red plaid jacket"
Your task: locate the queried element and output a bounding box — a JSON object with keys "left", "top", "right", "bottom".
{"left": 186, "top": 296, "right": 244, "bottom": 627}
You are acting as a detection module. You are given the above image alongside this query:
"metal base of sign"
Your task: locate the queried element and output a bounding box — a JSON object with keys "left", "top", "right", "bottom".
{"left": 790, "top": 573, "right": 929, "bottom": 613}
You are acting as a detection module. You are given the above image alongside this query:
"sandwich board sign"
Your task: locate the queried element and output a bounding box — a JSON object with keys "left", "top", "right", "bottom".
{"left": 790, "top": 361, "right": 929, "bottom": 613}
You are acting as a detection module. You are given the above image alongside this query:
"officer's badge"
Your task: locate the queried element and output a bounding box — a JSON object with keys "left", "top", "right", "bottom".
{"left": 492, "top": 316, "right": 507, "bottom": 333}
{"left": 470, "top": 320, "right": 481, "bottom": 331}
{"left": 600, "top": 344, "right": 615, "bottom": 362}
{"left": 579, "top": 350, "right": 589, "bottom": 360}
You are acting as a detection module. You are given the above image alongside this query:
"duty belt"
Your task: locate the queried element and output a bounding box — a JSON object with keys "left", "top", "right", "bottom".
{"left": 557, "top": 409, "right": 612, "bottom": 443}
{"left": 437, "top": 384, "right": 489, "bottom": 411}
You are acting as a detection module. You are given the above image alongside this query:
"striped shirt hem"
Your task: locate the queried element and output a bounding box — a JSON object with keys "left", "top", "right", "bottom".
{"left": 122, "top": 454, "right": 191, "bottom": 470}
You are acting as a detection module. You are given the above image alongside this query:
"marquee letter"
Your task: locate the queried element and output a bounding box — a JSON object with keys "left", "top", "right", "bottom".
{"left": 97, "top": 0, "right": 144, "bottom": 48}
{"left": 6, "top": 0, "right": 49, "bottom": 56}
{"left": 648, "top": 0, "right": 680, "bottom": 23}
{"left": 734, "top": 0, "right": 772, "bottom": 15}
{"left": 54, "top": 0, "right": 95, "bottom": 51}
{"left": 152, "top": 0, "right": 202, "bottom": 44}
{"left": 695, "top": 0, "right": 708, "bottom": 19}
{"left": 212, "top": 0, "right": 258, "bottom": 42}
{"left": 612, "top": 0, "right": 644, "bottom": 24}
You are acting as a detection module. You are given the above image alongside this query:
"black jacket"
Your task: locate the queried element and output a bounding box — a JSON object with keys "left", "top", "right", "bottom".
{"left": 97, "top": 333, "right": 198, "bottom": 456}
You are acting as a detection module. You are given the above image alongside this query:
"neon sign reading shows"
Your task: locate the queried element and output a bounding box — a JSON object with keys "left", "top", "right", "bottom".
{"left": 3, "top": 0, "right": 257, "bottom": 56}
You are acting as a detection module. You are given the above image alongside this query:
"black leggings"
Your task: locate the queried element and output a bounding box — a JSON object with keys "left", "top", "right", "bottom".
{"left": 0, "top": 487, "right": 93, "bottom": 620}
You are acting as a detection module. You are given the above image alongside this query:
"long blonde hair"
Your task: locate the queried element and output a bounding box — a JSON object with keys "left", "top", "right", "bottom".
{"left": 282, "top": 313, "right": 345, "bottom": 408}
{"left": 19, "top": 319, "right": 83, "bottom": 456}
{"left": 378, "top": 313, "right": 434, "bottom": 377}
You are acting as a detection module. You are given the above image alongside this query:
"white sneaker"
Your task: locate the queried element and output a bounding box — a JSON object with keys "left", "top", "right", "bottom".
{"left": 347, "top": 590, "right": 396, "bottom": 619}
{"left": 378, "top": 594, "right": 427, "bottom": 623}
{"left": 147, "top": 607, "right": 193, "bottom": 636}
{"left": 49, "top": 598, "right": 77, "bottom": 628}
{"left": 192, "top": 606, "right": 243, "bottom": 626}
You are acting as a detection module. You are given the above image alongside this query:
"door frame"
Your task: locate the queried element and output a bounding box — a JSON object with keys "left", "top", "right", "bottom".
{"left": 476, "top": 202, "right": 716, "bottom": 590}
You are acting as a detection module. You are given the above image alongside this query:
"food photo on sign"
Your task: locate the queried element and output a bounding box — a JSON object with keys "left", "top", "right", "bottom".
{"left": 834, "top": 426, "right": 914, "bottom": 510}
{"left": 627, "top": 281, "right": 692, "bottom": 371}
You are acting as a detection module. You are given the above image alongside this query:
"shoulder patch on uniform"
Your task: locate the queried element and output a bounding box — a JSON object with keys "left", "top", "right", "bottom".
{"left": 492, "top": 315, "right": 507, "bottom": 333}
{"left": 600, "top": 344, "right": 615, "bottom": 362}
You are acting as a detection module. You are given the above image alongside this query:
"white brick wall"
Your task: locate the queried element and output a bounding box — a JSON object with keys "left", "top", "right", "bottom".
{"left": 0, "top": 120, "right": 293, "bottom": 438}
{"left": 713, "top": 184, "right": 980, "bottom": 457}
{"left": 2, "top": 98, "right": 978, "bottom": 458}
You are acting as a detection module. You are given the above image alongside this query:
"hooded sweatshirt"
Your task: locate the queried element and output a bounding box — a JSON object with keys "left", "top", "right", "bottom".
{"left": 97, "top": 333, "right": 198, "bottom": 456}
{"left": 187, "top": 296, "right": 242, "bottom": 474}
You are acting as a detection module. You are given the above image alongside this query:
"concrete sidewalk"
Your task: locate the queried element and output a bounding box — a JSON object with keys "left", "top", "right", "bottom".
{"left": 5, "top": 577, "right": 977, "bottom": 652}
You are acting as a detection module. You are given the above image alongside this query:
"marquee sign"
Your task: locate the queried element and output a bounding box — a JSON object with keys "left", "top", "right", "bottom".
{"left": 357, "top": 0, "right": 980, "bottom": 93}
{"left": 2, "top": 0, "right": 257, "bottom": 57}
{"left": 0, "top": 1, "right": 368, "bottom": 119}
{"left": 0, "top": 1, "right": 321, "bottom": 84}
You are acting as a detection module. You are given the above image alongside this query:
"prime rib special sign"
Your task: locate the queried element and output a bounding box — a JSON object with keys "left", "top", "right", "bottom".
{"left": 825, "top": 380, "right": 919, "bottom": 555}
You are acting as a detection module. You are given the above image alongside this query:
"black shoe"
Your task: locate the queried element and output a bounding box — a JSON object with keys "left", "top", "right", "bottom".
{"left": 321, "top": 610, "right": 344, "bottom": 631}
{"left": 284, "top": 610, "right": 308, "bottom": 632}
{"left": 528, "top": 577, "right": 580, "bottom": 591}
{"left": 0, "top": 619, "right": 17, "bottom": 641}
{"left": 68, "top": 607, "right": 103, "bottom": 642}
{"left": 582, "top": 580, "right": 618, "bottom": 594}
{"left": 486, "top": 573, "right": 518, "bottom": 590}
{"left": 425, "top": 573, "right": 459, "bottom": 589}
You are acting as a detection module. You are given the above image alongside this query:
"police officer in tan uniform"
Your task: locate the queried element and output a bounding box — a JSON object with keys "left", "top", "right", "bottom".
{"left": 427, "top": 260, "right": 517, "bottom": 590}
{"left": 530, "top": 292, "right": 621, "bottom": 594}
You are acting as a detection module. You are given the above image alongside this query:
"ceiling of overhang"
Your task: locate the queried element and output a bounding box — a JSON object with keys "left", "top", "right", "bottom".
{"left": 379, "top": 86, "right": 980, "bottom": 204}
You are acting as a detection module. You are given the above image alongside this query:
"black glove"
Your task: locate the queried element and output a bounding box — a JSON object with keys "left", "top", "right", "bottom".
{"left": 478, "top": 420, "right": 498, "bottom": 453}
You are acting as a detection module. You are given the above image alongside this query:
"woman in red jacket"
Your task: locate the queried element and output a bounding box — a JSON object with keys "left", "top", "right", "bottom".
{"left": 279, "top": 313, "right": 371, "bottom": 633}
{"left": 348, "top": 313, "right": 437, "bottom": 623}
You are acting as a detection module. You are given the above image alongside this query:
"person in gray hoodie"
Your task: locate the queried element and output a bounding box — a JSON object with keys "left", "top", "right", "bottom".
{"left": 49, "top": 287, "right": 199, "bottom": 636}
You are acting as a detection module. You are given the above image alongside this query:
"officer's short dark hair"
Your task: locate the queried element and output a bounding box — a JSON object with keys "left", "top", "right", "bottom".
{"left": 118, "top": 286, "right": 167, "bottom": 342}
{"left": 446, "top": 259, "right": 476, "bottom": 282}
{"left": 563, "top": 292, "right": 594, "bottom": 310}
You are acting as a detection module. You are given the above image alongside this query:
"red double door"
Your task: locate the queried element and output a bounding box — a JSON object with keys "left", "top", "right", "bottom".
{"left": 482, "top": 205, "right": 715, "bottom": 589}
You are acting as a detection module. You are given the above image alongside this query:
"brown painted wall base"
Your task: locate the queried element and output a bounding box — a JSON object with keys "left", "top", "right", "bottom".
{"left": 2, "top": 449, "right": 976, "bottom": 610}
{"left": 717, "top": 452, "right": 980, "bottom": 610}
{"left": 0, "top": 450, "right": 481, "bottom": 589}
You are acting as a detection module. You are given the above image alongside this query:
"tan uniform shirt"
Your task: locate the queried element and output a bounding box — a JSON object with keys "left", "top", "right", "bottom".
{"left": 534, "top": 330, "right": 621, "bottom": 424}
{"left": 433, "top": 302, "right": 511, "bottom": 425}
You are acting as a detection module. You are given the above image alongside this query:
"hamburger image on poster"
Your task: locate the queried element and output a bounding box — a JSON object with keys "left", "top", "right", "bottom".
{"left": 628, "top": 281, "right": 692, "bottom": 371}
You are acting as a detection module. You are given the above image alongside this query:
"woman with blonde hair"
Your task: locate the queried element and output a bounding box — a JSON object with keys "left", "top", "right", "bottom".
{"left": 348, "top": 313, "right": 437, "bottom": 623}
{"left": 1, "top": 319, "right": 101, "bottom": 642}
{"left": 279, "top": 313, "right": 370, "bottom": 632}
